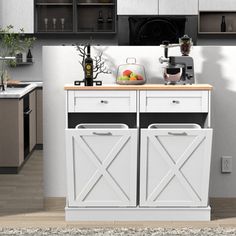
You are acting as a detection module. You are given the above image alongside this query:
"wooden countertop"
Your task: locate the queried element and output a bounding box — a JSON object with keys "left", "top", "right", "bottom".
{"left": 64, "top": 84, "right": 213, "bottom": 91}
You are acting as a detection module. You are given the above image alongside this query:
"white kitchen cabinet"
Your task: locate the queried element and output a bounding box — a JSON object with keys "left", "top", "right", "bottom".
{"left": 199, "top": 0, "right": 236, "bottom": 11}
{"left": 140, "top": 124, "right": 212, "bottom": 207}
{"left": 117, "top": 0, "right": 158, "bottom": 15}
{"left": 66, "top": 124, "right": 138, "bottom": 207}
{"left": 159, "top": 0, "right": 198, "bottom": 15}
{"left": 65, "top": 85, "right": 213, "bottom": 221}
{"left": 0, "top": 0, "right": 34, "bottom": 33}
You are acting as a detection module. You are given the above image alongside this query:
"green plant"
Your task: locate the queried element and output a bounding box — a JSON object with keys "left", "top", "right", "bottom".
{"left": 0, "top": 25, "right": 36, "bottom": 67}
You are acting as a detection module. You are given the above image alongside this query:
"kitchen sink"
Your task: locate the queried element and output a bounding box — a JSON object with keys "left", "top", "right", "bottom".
{"left": 7, "top": 83, "right": 30, "bottom": 88}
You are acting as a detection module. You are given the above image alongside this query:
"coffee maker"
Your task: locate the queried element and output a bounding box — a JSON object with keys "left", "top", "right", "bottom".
{"left": 159, "top": 35, "right": 195, "bottom": 85}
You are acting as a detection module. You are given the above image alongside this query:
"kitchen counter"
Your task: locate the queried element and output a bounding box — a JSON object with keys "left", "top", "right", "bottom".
{"left": 0, "top": 82, "right": 43, "bottom": 99}
{"left": 64, "top": 84, "right": 213, "bottom": 91}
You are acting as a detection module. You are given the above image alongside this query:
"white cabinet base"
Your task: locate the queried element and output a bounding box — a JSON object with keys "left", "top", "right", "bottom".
{"left": 65, "top": 206, "right": 211, "bottom": 221}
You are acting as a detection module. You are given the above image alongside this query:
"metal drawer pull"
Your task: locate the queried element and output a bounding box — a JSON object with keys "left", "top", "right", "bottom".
{"left": 100, "top": 100, "right": 109, "bottom": 104}
{"left": 168, "top": 132, "right": 187, "bottom": 136}
{"left": 93, "top": 132, "right": 112, "bottom": 136}
{"left": 24, "top": 109, "right": 32, "bottom": 116}
{"left": 172, "top": 100, "right": 180, "bottom": 104}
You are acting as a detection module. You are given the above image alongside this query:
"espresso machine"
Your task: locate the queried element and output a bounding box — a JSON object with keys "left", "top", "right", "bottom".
{"left": 159, "top": 35, "right": 195, "bottom": 85}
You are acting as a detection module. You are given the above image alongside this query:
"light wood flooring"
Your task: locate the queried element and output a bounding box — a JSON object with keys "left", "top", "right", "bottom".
{"left": 1, "top": 150, "right": 236, "bottom": 228}
{"left": 0, "top": 150, "right": 43, "bottom": 214}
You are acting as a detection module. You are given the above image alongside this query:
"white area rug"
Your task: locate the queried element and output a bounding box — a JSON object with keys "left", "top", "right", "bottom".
{"left": 1, "top": 228, "right": 236, "bottom": 236}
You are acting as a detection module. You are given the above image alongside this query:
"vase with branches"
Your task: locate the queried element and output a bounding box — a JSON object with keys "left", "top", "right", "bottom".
{"left": 76, "top": 44, "right": 111, "bottom": 84}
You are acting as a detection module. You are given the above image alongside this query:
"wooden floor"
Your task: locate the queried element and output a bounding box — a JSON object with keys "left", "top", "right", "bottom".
{"left": 1, "top": 150, "right": 236, "bottom": 228}
{"left": 0, "top": 150, "right": 43, "bottom": 214}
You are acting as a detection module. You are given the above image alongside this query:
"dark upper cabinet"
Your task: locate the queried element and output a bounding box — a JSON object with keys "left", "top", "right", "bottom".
{"left": 35, "top": 0, "right": 117, "bottom": 34}
{"left": 77, "top": 0, "right": 116, "bottom": 33}
{"left": 35, "top": 0, "right": 73, "bottom": 33}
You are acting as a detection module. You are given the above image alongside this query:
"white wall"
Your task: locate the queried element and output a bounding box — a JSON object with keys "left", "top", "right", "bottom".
{"left": 43, "top": 45, "right": 236, "bottom": 198}
{"left": 7, "top": 37, "right": 118, "bottom": 82}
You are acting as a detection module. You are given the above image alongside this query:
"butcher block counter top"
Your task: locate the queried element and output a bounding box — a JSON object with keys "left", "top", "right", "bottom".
{"left": 64, "top": 84, "right": 213, "bottom": 91}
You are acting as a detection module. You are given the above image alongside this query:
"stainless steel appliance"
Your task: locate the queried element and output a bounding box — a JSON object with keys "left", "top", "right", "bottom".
{"left": 159, "top": 38, "right": 195, "bottom": 85}
{"left": 118, "top": 16, "right": 198, "bottom": 45}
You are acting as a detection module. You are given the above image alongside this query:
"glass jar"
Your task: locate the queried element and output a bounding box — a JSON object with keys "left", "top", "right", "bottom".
{"left": 116, "top": 58, "right": 146, "bottom": 85}
{"left": 179, "top": 35, "right": 192, "bottom": 56}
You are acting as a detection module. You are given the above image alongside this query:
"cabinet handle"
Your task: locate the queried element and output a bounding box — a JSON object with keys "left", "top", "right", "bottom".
{"left": 168, "top": 132, "right": 187, "bottom": 136}
{"left": 93, "top": 132, "right": 112, "bottom": 136}
{"left": 24, "top": 109, "right": 32, "bottom": 116}
{"left": 172, "top": 100, "right": 180, "bottom": 104}
{"left": 100, "top": 100, "right": 109, "bottom": 104}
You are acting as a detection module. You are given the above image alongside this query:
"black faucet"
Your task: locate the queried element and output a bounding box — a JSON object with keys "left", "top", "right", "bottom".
{"left": 0, "top": 79, "right": 4, "bottom": 91}
{"left": 0, "top": 73, "right": 5, "bottom": 91}
{"left": 0, "top": 56, "right": 16, "bottom": 91}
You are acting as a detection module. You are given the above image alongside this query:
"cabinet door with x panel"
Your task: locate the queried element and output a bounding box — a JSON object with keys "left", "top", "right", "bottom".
{"left": 66, "top": 128, "right": 138, "bottom": 207}
{"left": 140, "top": 128, "right": 212, "bottom": 207}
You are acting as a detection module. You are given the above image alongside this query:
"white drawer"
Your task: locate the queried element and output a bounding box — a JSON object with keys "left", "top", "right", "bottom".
{"left": 140, "top": 91, "right": 209, "bottom": 113}
{"left": 68, "top": 90, "right": 137, "bottom": 113}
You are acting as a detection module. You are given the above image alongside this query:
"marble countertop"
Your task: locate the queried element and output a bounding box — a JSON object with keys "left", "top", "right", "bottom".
{"left": 0, "top": 81, "right": 43, "bottom": 99}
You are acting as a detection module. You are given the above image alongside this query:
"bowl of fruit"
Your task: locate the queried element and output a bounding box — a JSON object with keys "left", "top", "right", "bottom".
{"left": 116, "top": 58, "right": 146, "bottom": 85}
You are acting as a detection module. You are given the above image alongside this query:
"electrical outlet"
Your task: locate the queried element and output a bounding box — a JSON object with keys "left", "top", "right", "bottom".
{"left": 221, "top": 156, "right": 232, "bottom": 173}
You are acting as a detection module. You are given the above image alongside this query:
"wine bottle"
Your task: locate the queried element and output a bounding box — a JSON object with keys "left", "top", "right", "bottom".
{"left": 84, "top": 45, "right": 93, "bottom": 86}
{"left": 26, "top": 49, "right": 33, "bottom": 63}
{"left": 221, "top": 16, "right": 226, "bottom": 32}
{"left": 97, "top": 10, "right": 104, "bottom": 31}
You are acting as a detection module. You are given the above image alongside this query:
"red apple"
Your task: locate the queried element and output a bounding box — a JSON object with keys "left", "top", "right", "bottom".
{"left": 137, "top": 75, "right": 144, "bottom": 80}
{"left": 123, "top": 70, "right": 132, "bottom": 77}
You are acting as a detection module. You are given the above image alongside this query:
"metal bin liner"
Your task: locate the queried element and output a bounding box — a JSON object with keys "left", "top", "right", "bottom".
{"left": 148, "top": 123, "right": 201, "bottom": 129}
{"left": 76, "top": 123, "right": 129, "bottom": 129}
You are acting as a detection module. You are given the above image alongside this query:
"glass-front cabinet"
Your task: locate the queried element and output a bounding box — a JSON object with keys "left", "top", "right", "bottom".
{"left": 35, "top": 0, "right": 74, "bottom": 33}
{"left": 35, "top": 0, "right": 116, "bottom": 33}
{"left": 77, "top": 0, "right": 116, "bottom": 33}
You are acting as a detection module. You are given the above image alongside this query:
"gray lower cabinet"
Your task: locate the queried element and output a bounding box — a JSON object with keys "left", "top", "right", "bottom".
{"left": 0, "top": 90, "right": 37, "bottom": 173}
{"left": 0, "top": 99, "right": 24, "bottom": 168}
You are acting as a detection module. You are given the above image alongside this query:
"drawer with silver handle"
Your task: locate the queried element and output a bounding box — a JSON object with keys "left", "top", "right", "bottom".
{"left": 68, "top": 90, "right": 137, "bottom": 113}
{"left": 140, "top": 90, "right": 209, "bottom": 113}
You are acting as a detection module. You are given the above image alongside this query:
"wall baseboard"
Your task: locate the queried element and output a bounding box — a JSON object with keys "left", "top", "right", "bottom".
{"left": 43, "top": 197, "right": 236, "bottom": 212}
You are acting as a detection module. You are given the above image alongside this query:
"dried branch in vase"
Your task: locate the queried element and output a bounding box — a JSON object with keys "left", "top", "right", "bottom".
{"left": 76, "top": 44, "right": 111, "bottom": 80}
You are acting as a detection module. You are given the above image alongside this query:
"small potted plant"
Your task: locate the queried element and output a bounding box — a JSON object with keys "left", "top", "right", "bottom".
{"left": 0, "top": 25, "right": 36, "bottom": 89}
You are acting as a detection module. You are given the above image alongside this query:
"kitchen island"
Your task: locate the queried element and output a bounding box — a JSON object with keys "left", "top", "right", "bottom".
{"left": 64, "top": 84, "right": 213, "bottom": 221}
